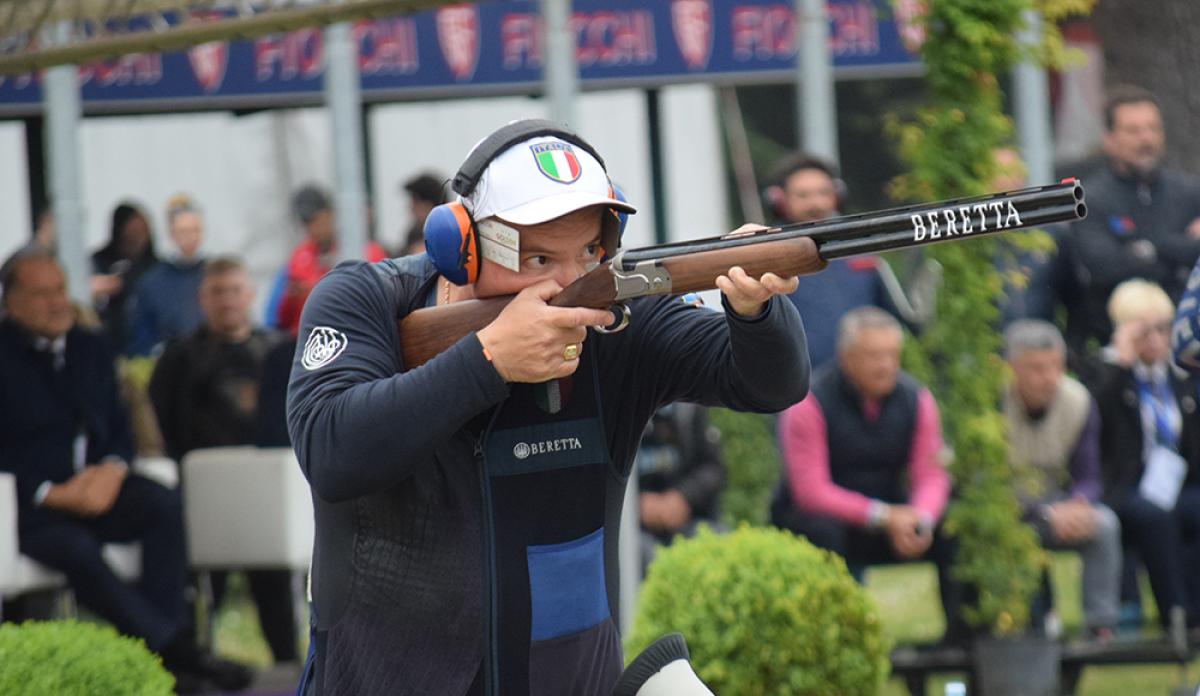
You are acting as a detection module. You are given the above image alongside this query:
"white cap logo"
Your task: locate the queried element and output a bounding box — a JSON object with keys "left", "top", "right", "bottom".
{"left": 513, "top": 442, "right": 531, "bottom": 460}
{"left": 302, "top": 327, "right": 348, "bottom": 371}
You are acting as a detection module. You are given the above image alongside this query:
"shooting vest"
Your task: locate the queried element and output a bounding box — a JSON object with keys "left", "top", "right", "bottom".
{"left": 478, "top": 347, "right": 624, "bottom": 696}
{"left": 1004, "top": 376, "right": 1091, "bottom": 505}
{"left": 811, "top": 365, "right": 920, "bottom": 503}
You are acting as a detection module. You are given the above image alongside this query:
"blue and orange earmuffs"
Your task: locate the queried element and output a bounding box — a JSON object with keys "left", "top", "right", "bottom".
{"left": 424, "top": 118, "right": 628, "bottom": 285}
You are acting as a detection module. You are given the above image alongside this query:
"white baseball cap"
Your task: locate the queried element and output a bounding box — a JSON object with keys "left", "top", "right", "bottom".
{"left": 463, "top": 134, "right": 637, "bottom": 224}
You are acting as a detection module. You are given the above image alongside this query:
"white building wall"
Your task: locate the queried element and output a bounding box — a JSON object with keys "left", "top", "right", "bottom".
{"left": 0, "top": 123, "right": 31, "bottom": 260}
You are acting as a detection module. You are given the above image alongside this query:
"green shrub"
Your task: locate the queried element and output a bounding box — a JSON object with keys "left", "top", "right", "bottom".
{"left": 712, "top": 408, "right": 780, "bottom": 527}
{"left": 0, "top": 620, "right": 174, "bottom": 696}
{"left": 627, "top": 526, "right": 889, "bottom": 695}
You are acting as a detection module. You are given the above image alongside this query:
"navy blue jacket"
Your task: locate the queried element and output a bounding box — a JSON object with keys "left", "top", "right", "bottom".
{"left": 287, "top": 255, "right": 809, "bottom": 696}
{"left": 784, "top": 257, "right": 894, "bottom": 370}
{"left": 0, "top": 320, "right": 134, "bottom": 529}
{"left": 127, "top": 259, "right": 205, "bottom": 356}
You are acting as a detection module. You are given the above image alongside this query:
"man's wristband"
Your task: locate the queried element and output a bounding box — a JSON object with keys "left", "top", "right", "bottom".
{"left": 33, "top": 480, "right": 53, "bottom": 506}
{"left": 867, "top": 501, "right": 891, "bottom": 529}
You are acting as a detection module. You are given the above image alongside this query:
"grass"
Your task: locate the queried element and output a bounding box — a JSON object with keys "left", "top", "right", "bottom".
{"left": 210, "top": 558, "right": 1197, "bottom": 695}
{"left": 212, "top": 572, "right": 307, "bottom": 669}
{"left": 864, "top": 556, "right": 1198, "bottom": 696}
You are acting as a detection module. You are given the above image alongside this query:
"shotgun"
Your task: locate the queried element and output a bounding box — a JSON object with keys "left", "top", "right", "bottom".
{"left": 397, "top": 179, "right": 1086, "bottom": 369}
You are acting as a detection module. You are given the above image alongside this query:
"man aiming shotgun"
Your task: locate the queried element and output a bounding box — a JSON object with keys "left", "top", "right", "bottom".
{"left": 400, "top": 175, "right": 1086, "bottom": 368}
{"left": 287, "top": 118, "right": 1085, "bottom": 696}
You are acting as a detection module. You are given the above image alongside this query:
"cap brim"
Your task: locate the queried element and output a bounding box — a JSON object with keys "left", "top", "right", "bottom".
{"left": 490, "top": 191, "right": 637, "bottom": 226}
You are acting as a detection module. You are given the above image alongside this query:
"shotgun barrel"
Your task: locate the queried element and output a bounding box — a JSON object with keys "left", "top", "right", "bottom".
{"left": 614, "top": 179, "right": 1084, "bottom": 266}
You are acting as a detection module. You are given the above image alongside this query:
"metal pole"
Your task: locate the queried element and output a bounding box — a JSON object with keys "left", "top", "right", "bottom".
{"left": 1013, "top": 9, "right": 1053, "bottom": 185}
{"left": 324, "top": 22, "right": 368, "bottom": 262}
{"left": 719, "top": 87, "right": 766, "bottom": 224}
{"left": 618, "top": 474, "right": 640, "bottom": 637}
{"left": 646, "top": 89, "right": 668, "bottom": 245}
{"left": 43, "top": 21, "right": 88, "bottom": 305}
{"left": 795, "top": 0, "right": 839, "bottom": 165}
{"left": 540, "top": 0, "right": 578, "bottom": 127}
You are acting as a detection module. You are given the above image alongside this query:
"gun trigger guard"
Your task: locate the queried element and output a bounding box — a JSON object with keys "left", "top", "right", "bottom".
{"left": 594, "top": 304, "right": 631, "bottom": 334}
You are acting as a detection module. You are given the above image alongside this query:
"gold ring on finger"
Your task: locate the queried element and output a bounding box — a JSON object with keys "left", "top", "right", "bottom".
{"left": 562, "top": 343, "right": 580, "bottom": 361}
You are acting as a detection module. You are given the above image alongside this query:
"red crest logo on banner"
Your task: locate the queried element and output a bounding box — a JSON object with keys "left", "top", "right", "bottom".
{"left": 186, "top": 12, "right": 228, "bottom": 92}
{"left": 437, "top": 4, "right": 480, "bottom": 81}
{"left": 893, "top": 0, "right": 928, "bottom": 54}
{"left": 188, "top": 41, "right": 228, "bottom": 92}
{"left": 671, "top": 0, "right": 713, "bottom": 71}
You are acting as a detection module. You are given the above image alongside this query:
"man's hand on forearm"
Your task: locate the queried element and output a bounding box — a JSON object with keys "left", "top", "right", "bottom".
{"left": 885, "top": 504, "right": 932, "bottom": 559}
{"left": 41, "top": 460, "right": 127, "bottom": 517}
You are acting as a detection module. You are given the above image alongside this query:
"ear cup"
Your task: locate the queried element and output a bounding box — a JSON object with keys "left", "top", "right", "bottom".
{"left": 832, "top": 177, "right": 849, "bottom": 210}
{"left": 762, "top": 184, "right": 785, "bottom": 220}
{"left": 604, "top": 184, "right": 630, "bottom": 258}
{"left": 424, "top": 202, "right": 479, "bottom": 285}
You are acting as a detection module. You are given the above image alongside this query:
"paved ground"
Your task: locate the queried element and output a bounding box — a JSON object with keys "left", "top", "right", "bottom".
{"left": 204, "top": 663, "right": 303, "bottom": 696}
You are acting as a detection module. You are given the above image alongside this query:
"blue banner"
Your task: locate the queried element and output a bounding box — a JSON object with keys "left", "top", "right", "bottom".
{"left": 0, "top": 0, "right": 926, "bottom": 115}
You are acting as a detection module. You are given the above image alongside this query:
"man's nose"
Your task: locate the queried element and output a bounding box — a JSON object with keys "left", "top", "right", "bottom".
{"left": 554, "top": 263, "right": 585, "bottom": 288}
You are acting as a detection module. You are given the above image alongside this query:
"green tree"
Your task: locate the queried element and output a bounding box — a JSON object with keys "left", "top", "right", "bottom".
{"left": 889, "top": 0, "right": 1092, "bottom": 635}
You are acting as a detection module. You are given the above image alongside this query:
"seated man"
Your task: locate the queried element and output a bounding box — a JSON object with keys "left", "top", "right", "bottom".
{"left": 1003, "top": 319, "right": 1121, "bottom": 639}
{"left": 149, "top": 255, "right": 298, "bottom": 664}
{"left": 770, "top": 306, "right": 966, "bottom": 640}
{"left": 0, "top": 250, "right": 249, "bottom": 693}
{"left": 636, "top": 401, "right": 726, "bottom": 572}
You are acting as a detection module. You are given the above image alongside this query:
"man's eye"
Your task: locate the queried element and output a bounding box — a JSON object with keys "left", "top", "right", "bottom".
{"left": 526, "top": 256, "right": 549, "bottom": 268}
{"left": 584, "top": 243, "right": 602, "bottom": 258}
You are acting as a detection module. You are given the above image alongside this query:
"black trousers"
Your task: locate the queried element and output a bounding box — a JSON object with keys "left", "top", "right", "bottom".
{"left": 17, "top": 474, "right": 188, "bottom": 651}
{"left": 773, "top": 505, "right": 970, "bottom": 641}
{"left": 210, "top": 569, "right": 299, "bottom": 662}
{"left": 1114, "top": 486, "right": 1200, "bottom": 627}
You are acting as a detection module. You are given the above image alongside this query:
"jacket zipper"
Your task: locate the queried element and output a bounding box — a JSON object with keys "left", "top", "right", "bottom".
{"left": 476, "top": 408, "right": 502, "bottom": 695}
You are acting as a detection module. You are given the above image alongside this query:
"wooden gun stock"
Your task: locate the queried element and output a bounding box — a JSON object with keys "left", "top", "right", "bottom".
{"left": 398, "top": 237, "right": 822, "bottom": 369}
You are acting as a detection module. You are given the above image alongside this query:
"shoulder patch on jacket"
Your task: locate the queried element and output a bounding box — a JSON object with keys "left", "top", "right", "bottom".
{"left": 302, "top": 326, "right": 349, "bottom": 370}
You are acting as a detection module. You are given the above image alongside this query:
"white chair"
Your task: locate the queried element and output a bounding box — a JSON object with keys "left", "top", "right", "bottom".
{"left": 181, "top": 446, "right": 313, "bottom": 648}
{"left": 0, "top": 458, "right": 175, "bottom": 621}
{"left": 181, "top": 446, "right": 313, "bottom": 571}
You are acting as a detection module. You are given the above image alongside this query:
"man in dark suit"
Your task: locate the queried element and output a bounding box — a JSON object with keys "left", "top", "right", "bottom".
{"left": 0, "top": 249, "right": 249, "bottom": 693}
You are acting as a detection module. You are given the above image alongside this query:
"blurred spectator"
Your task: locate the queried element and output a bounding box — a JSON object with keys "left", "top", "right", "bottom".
{"left": 1058, "top": 86, "right": 1200, "bottom": 371}
{"left": 149, "top": 255, "right": 297, "bottom": 663}
{"left": 1004, "top": 319, "right": 1120, "bottom": 639}
{"left": 1089, "top": 279, "right": 1200, "bottom": 631}
{"left": 400, "top": 172, "right": 447, "bottom": 256}
{"left": 770, "top": 307, "right": 967, "bottom": 641}
{"left": 127, "top": 194, "right": 206, "bottom": 356}
{"left": 0, "top": 249, "right": 249, "bottom": 693}
{"left": 636, "top": 401, "right": 726, "bottom": 571}
{"left": 1, "top": 202, "right": 54, "bottom": 304}
{"left": 92, "top": 201, "right": 158, "bottom": 352}
{"left": 993, "top": 147, "right": 1064, "bottom": 325}
{"left": 770, "top": 153, "right": 917, "bottom": 370}
{"left": 1174, "top": 256, "right": 1200, "bottom": 372}
{"left": 271, "top": 184, "right": 386, "bottom": 335}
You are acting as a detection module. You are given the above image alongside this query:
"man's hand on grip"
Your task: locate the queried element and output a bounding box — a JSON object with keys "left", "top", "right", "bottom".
{"left": 476, "top": 280, "right": 612, "bottom": 384}
{"left": 716, "top": 265, "right": 800, "bottom": 318}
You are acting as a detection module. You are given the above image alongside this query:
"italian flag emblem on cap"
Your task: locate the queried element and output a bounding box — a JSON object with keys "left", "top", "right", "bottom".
{"left": 530, "top": 142, "right": 582, "bottom": 184}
